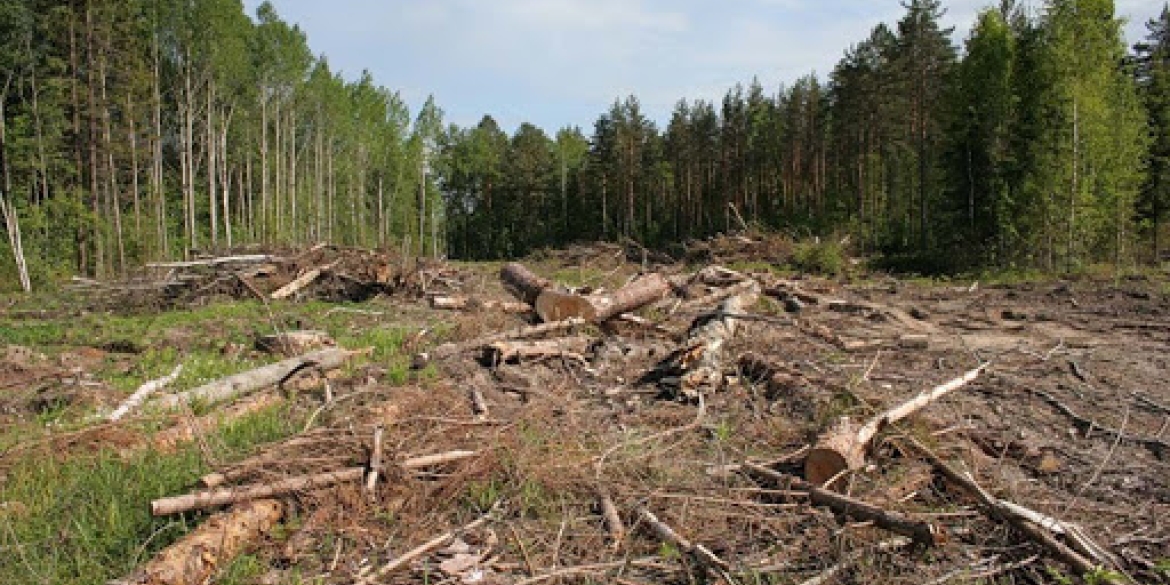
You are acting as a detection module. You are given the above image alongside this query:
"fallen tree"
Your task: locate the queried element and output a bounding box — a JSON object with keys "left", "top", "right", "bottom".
{"left": 151, "top": 347, "right": 362, "bottom": 410}
{"left": 805, "top": 363, "right": 989, "bottom": 486}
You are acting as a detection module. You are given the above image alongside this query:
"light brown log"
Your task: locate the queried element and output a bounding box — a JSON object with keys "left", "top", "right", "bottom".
{"left": 255, "top": 330, "right": 335, "bottom": 355}
{"left": 107, "top": 364, "right": 184, "bottom": 422}
{"left": 430, "top": 295, "right": 470, "bottom": 310}
{"left": 500, "top": 262, "right": 553, "bottom": 305}
{"left": 806, "top": 364, "right": 988, "bottom": 486}
{"left": 535, "top": 273, "right": 671, "bottom": 323}
{"left": 151, "top": 347, "right": 359, "bottom": 410}
{"left": 110, "top": 499, "right": 284, "bottom": 585}
{"left": 412, "top": 318, "right": 585, "bottom": 368}
{"left": 270, "top": 261, "right": 337, "bottom": 299}
{"left": 145, "top": 254, "right": 279, "bottom": 269}
{"left": 485, "top": 337, "right": 591, "bottom": 364}
{"left": 744, "top": 463, "right": 944, "bottom": 546}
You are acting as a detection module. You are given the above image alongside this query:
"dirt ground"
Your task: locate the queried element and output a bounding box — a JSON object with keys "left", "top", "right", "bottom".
{"left": 2, "top": 245, "right": 1168, "bottom": 584}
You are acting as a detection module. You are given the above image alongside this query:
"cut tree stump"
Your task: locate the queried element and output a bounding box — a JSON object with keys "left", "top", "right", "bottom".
{"left": 110, "top": 499, "right": 284, "bottom": 585}
{"left": 805, "top": 364, "right": 989, "bottom": 485}
{"left": 151, "top": 347, "right": 360, "bottom": 410}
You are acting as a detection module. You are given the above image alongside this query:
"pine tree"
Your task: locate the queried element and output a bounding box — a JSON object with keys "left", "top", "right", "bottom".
{"left": 1134, "top": 4, "right": 1170, "bottom": 261}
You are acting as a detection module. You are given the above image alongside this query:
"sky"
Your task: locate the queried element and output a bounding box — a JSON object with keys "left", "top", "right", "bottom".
{"left": 243, "top": 0, "right": 1165, "bottom": 134}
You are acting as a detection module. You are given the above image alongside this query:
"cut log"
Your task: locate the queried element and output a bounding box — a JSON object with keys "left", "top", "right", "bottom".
{"left": 500, "top": 262, "right": 553, "bottom": 305}
{"left": 430, "top": 295, "right": 470, "bottom": 310}
{"left": 150, "top": 347, "right": 360, "bottom": 410}
{"left": 805, "top": 363, "right": 988, "bottom": 486}
{"left": 535, "top": 273, "right": 671, "bottom": 323}
{"left": 658, "top": 282, "right": 760, "bottom": 397}
{"left": 110, "top": 499, "right": 284, "bottom": 585}
{"left": 412, "top": 318, "right": 585, "bottom": 368}
{"left": 271, "top": 261, "right": 337, "bottom": 300}
{"left": 744, "top": 463, "right": 944, "bottom": 546}
{"left": 107, "top": 364, "right": 184, "bottom": 422}
{"left": 484, "top": 337, "right": 591, "bottom": 364}
{"left": 255, "top": 330, "right": 335, "bottom": 355}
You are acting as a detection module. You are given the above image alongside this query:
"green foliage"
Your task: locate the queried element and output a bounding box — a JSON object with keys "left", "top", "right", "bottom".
{"left": 791, "top": 240, "right": 846, "bottom": 276}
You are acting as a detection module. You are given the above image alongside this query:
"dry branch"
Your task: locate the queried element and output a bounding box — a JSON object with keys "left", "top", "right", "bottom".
{"left": 356, "top": 507, "right": 496, "bottom": 584}
{"left": 901, "top": 438, "right": 1119, "bottom": 581}
{"left": 599, "top": 493, "right": 626, "bottom": 549}
{"left": 637, "top": 506, "right": 731, "bottom": 572}
{"left": 151, "top": 347, "right": 360, "bottom": 410}
{"left": 107, "top": 364, "right": 184, "bottom": 422}
{"left": 110, "top": 499, "right": 283, "bottom": 585}
{"left": 154, "top": 450, "right": 480, "bottom": 515}
{"left": 744, "top": 463, "right": 944, "bottom": 546}
{"left": 806, "top": 363, "right": 988, "bottom": 485}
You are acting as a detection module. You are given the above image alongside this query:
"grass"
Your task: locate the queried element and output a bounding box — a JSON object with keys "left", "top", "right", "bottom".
{"left": 0, "top": 404, "right": 296, "bottom": 585}
{"left": 0, "top": 291, "right": 439, "bottom": 584}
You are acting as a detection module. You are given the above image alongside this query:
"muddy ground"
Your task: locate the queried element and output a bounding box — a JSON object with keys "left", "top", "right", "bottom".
{"left": 1, "top": 245, "right": 1168, "bottom": 584}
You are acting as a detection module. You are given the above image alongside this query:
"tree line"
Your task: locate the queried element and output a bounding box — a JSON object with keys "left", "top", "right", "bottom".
{"left": 1, "top": 0, "right": 1168, "bottom": 291}
{"left": 0, "top": 0, "right": 445, "bottom": 290}
{"left": 441, "top": 0, "right": 1169, "bottom": 273}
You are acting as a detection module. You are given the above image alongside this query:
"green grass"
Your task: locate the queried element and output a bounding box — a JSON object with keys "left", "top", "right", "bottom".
{"left": 0, "top": 404, "right": 297, "bottom": 585}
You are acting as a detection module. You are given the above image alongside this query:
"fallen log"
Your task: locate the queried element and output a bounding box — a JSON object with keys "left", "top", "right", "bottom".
{"left": 110, "top": 499, "right": 284, "bottom": 585}
{"left": 270, "top": 261, "right": 337, "bottom": 300}
{"left": 412, "top": 318, "right": 585, "bottom": 368}
{"left": 107, "top": 364, "right": 184, "bottom": 422}
{"left": 805, "top": 363, "right": 988, "bottom": 486}
{"left": 150, "top": 347, "right": 361, "bottom": 410}
{"left": 484, "top": 337, "right": 591, "bottom": 364}
{"left": 430, "top": 295, "right": 531, "bottom": 314}
{"left": 143, "top": 393, "right": 283, "bottom": 455}
{"left": 154, "top": 451, "right": 480, "bottom": 515}
{"left": 744, "top": 463, "right": 944, "bottom": 546}
{"left": 535, "top": 273, "right": 671, "bottom": 323}
{"left": 658, "top": 282, "right": 760, "bottom": 397}
{"left": 500, "top": 262, "right": 554, "bottom": 305}
{"left": 145, "top": 254, "right": 280, "bottom": 269}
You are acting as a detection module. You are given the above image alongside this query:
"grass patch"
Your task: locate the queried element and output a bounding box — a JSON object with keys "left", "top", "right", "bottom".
{"left": 0, "top": 403, "right": 297, "bottom": 585}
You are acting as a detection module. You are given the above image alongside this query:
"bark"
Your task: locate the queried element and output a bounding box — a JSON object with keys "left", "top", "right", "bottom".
{"left": 806, "top": 364, "right": 988, "bottom": 486}
{"left": 659, "top": 282, "right": 760, "bottom": 396}
{"left": 110, "top": 499, "right": 284, "bottom": 585}
{"left": 484, "top": 337, "right": 591, "bottom": 364}
{"left": 150, "top": 347, "right": 359, "bottom": 410}
{"left": 152, "top": 468, "right": 365, "bottom": 515}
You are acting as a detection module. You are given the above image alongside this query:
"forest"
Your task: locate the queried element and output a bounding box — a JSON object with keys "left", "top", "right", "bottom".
{"left": 1, "top": 0, "right": 1168, "bottom": 291}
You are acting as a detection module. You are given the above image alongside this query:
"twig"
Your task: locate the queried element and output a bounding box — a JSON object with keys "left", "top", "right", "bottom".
{"left": 636, "top": 506, "right": 735, "bottom": 581}
{"left": 365, "top": 425, "right": 384, "bottom": 497}
{"left": 356, "top": 504, "right": 499, "bottom": 584}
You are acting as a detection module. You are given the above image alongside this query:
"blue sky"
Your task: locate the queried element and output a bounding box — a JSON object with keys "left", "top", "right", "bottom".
{"left": 243, "top": 0, "right": 1164, "bottom": 133}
